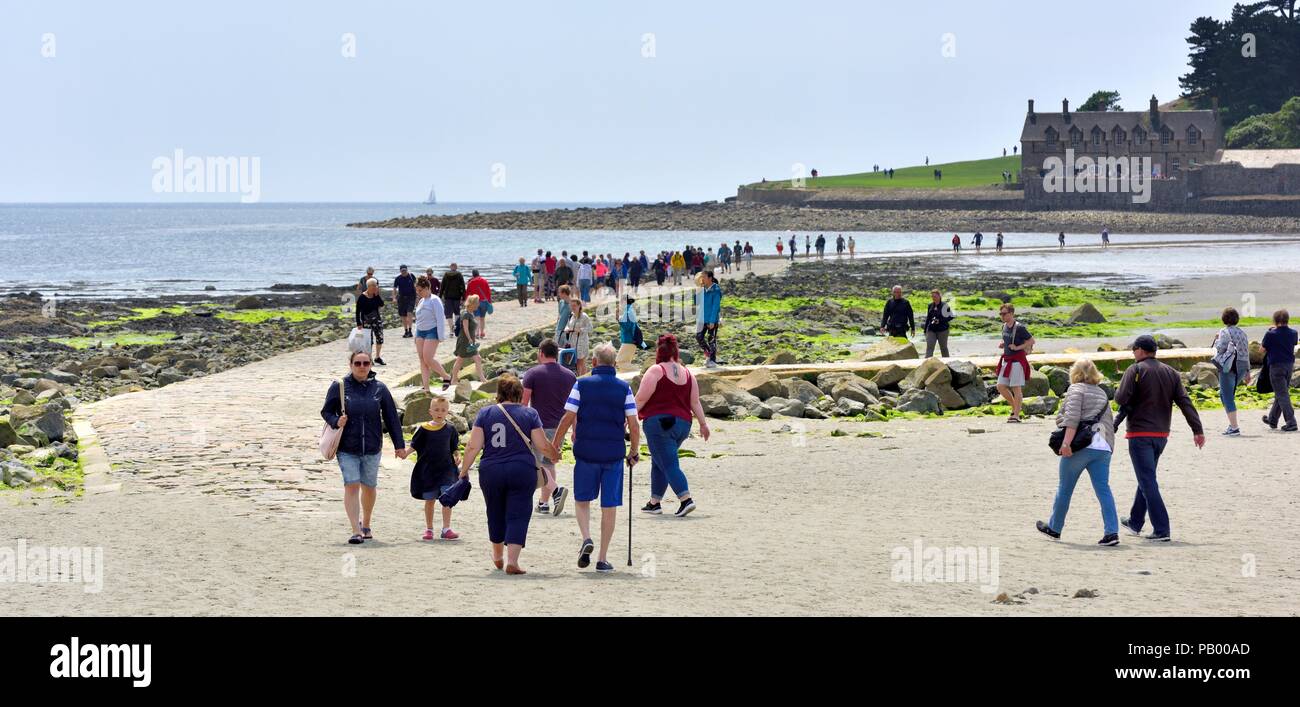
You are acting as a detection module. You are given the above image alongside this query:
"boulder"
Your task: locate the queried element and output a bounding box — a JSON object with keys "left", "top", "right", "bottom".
{"left": 478, "top": 376, "right": 502, "bottom": 395}
{"left": 43, "top": 370, "right": 80, "bottom": 385}
{"left": 1292, "top": 368, "right": 1300, "bottom": 389}
{"left": 1097, "top": 342, "right": 1118, "bottom": 352}
{"left": 1023, "top": 369, "right": 1051, "bottom": 398}
{"left": 679, "top": 351, "right": 696, "bottom": 365}
{"left": 802, "top": 405, "right": 827, "bottom": 420}
{"left": 956, "top": 383, "right": 989, "bottom": 409}
{"left": 738, "top": 368, "right": 785, "bottom": 401}
{"left": 462, "top": 398, "right": 493, "bottom": 426}
{"left": 0, "top": 416, "right": 37, "bottom": 448}
{"left": 403, "top": 392, "right": 435, "bottom": 425}
{"left": 453, "top": 381, "right": 473, "bottom": 404}
{"left": 234, "top": 295, "right": 264, "bottom": 309}
{"left": 947, "top": 360, "right": 981, "bottom": 388}
{"left": 762, "top": 350, "right": 798, "bottom": 365}
{"left": 32, "top": 379, "right": 65, "bottom": 395}
{"left": 852, "top": 338, "right": 919, "bottom": 362}
{"left": 1021, "top": 396, "right": 1060, "bottom": 416}
{"left": 699, "top": 394, "right": 731, "bottom": 418}
{"left": 1, "top": 460, "right": 36, "bottom": 487}
{"left": 925, "top": 379, "right": 967, "bottom": 410}
{"left": 782, "top": 378, "right": 825, "bottom": 405}
{"left": 901, "top": 357, "right": 950, "bottom": 391}
{"left": 896, "top": 389, "right": 941, "bottom": 414}
{"left": 1039, "top": 365, "right": 1071, "bottom": 397}
{"left": 873, "top": 364, "right": 907, "bottom": 388}
{"left": 1189, "top": 362, "right": 1220, "bottom": 389}
{"left": 12, "top": 390, "right": 37, "bottom": 406}
{"left": 88, "top": 366, "right": 120, "bottom": 379}
{"left": 815, "top": 372, "right": 855, "bottom": 394}
{"left": 829, "top": 379, "right": 878, "bottom": 406}
{"left": 1249, "top": 341, "right": 1265, "bottom": 366}
{"left": 833, "top": 398, "right": 867, "bottom": 417}
{"left": 157, "top": 369, "right": 187, "bottom": 385}
{"left": 776, "top": 399, "right": 806, "bottom": 417}
{"left": 1153, "top": 334, "right": 1184, "bottom": 350}
{"left": 1067, "top": 302, "right": 1107, "bottom": 325}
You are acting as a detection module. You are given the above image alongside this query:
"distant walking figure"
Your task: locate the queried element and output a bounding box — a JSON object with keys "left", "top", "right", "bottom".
{"left": 1058, "top": 232, "right": 1066, "bottom": 250}
{"left": 996, "top": 232, "right": 1005, "bottom": 253}
{"left": 951, "top": 234, "right": 961, "bottom": 253}
{"left": 1261, "top": 309, "right": 1298, "bottom": 432}
{"left": 1101, "top": 228, "right": 1111, "bottom": 248}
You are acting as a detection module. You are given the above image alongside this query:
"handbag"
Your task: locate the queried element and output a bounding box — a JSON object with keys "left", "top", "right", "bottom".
{"left": 1048, "top": 402, "right": 1105, "bottom": 455}
{"left": 1257, "top": 357, "right": 1274, "bottom": 394}
{"left": 496, "top": 403, "right": 548, "bottom": 489}
{"left": 319, "top": 379, "right": 347, "bottom": 460}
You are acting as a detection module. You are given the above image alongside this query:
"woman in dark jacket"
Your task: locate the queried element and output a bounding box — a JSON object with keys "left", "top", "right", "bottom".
{"left": 923, "top": 289, "right": 954, "bottom": 358}
{"left": 321, "top": 350, "right": 408, "bottom": 544}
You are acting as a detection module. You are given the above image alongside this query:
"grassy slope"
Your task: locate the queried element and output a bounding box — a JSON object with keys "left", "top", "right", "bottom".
{"left": 747, "top": 155, "right": 1021, "bottom": 190}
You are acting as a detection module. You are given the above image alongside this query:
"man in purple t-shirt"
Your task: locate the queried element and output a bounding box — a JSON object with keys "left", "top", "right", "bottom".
{"left": 522, "top": 338, "right": 575, "bottom": 515}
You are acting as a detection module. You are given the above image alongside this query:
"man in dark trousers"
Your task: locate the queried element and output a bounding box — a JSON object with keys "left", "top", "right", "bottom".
{"left": 440, "top": 263, "right": 466, "bottom": 323}
{"left": 879, "top": 286, "right": 915, "bottom": 339}
{"left": 1115, "top": 335, "right": 1205, "bottom": 542}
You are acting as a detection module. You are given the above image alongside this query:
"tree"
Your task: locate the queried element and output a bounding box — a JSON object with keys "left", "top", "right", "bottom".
{"left": 1179, "top": 2, "right": 1300, "bottom": 126}
{"left": 1078, "top": 91, "right": 1123, "bottom": 112}
{"left": 1223, "top": 97, "right": 1300, "bottom": 148}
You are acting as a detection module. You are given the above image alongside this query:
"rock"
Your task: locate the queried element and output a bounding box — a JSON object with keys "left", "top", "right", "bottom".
{"left": 762, "top": 350, "right": 798, "bottom": 365}
{"left": 1062, "top": 347, "right": 1083, "bottom": 354}
{"left": 88, "top": 366, "right": 120, "bottom": 379}
{"left": 1023, "top": 369, "right": 1051, "bottom": 398}
{"left": 896, "top": 389, "right": 941, "bottom": 414}
{"left": 900, "top": 357, "right": 950, "bottom": 391}
{"left": 157, "top": 369, "right": 187, "bottom": 385}
{"left": 43, "top": 370, "right": 80, "bottom": 385}
{"left": 32, "top": 379, "right": 66, "bottom": 395}
{"left": 776, "top": 399, "right": 805, "bottom": 417}
{"left": 802, "top": 406, "right": 827, "bottom": 419}
{"left": 525, "top": 331, "right": 544, "bottom": 347}
{"left": 12, "top": 390, "right": 37, "bottom": 406}
{"left": 1067, "top": 302, "right": 1107, "bottom": 325}
{"left": 859, "top": 407, "right": 886, "bottom": 422}
{"left": 1039, "top": 366, "right": 1070, "bottom": 397}
{"left": 1153, "top": 333, "right": 1184, "bottom": 350}
{"left": 1097, "top": 342, "right": 1118, "bottom": 352}
{"left": 50, "top": 442, "right": 78, "bottom": 461}
{"left": 403, "top": 392, "right": 435, "bottom": 425}
{"left": 765, "top": 396, "right": 790, "bottom": 409}
{"left": 679, "top": 351, "right": 695, "bottom": 365}
{"left": 1, "top": 460, "right": 36, "bottom": 486}
{"left": 700, "top": 394, "right": 731, "bottom": 418}
{"left": 781, "top": 378, "right": 824, "bottom": 405}
{"left": 738, "top": 368, "right": 784, "bottom": 401}
{"left": 926, "top": 379, "right": 967, "bottom": 410}
{"left": 453, "top": 381, "right": 473, "bottom": 404}
{"left": 175, "top": 359, "right": 209, "bottom": 373}
{"left": 947, "top": 360, "right": 980, "bottom": 388}
{"left": 833, "top": 398, "right": 866, "bottom": 416}
{"left": 109, "top": 385, "right": 145, "bottom": 396}
{"left": 957, "top": 383, "right": 989, "bottom": 408}
{"left": 34, "top": 389, "right": 62, "bottom": 404}
{"left": 234, "top": 295, "right": 264, "bottom": 309}
{"left": 1249, "top": 341, "right": 1265, "bottom": 366}
{"left": 1292, "top": 369, "right": 1300, "bottom": 388}
{"left": 873, "top": 364, "right": 907, "bottom": 388}
{"left": 478, "top": 376, "right": 502, "bottom": 395}
{"left": 829, "top": 380, "right": 878, "bottom": 406}
{"left": 1189, "top": 362, "right": 1220, "bottom": 389}
{"left": 815, "top": 372, "right": 854, "bottom": 394}
{"left": 0, "top": 416, "right": 38, "bottom": 448}
{"left": 462, "top": 398, "right": 493, "bottom": 426}
{"left": 1073, "top": 589, "right": 1100, "bottom": 599}
{"left": 852, "top": 338, "right": 919, "bottom": 362}
{"left": 448, "top": 415, "right": 469, "bottom": 434}
{"left": 1020, "top": 396, "right": 1059, "bottom": 416}
{"left": 753, "top": 403, "right": 774, "bottom": 420}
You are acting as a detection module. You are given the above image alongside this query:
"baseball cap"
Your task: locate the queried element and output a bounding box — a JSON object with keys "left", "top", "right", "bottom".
{"left": 399, "top": 264, "right": 408, "bottom": 270}
{"left": 1131, "top": 335, "right": 1158, "bottom": 353}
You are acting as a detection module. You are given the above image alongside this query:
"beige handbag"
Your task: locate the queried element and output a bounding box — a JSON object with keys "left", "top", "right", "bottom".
{"left": 496, "top": 403, "right": 547, "bottom": 489}
{"left": 319, "top": 379, "right": 346, "bottom": 460}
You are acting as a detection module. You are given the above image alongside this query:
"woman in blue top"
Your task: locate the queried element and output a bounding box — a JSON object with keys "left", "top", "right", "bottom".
{"left": 458, "top": 374, "right": 559, "bottom": 574}
{"left": 321, "top": 350, "right": 408, "bottom": 545}
{"left": 1261, "top": 309, "right": 1298, "bottom": 432}
{"left": 512, "top": 257, "right": 533, "bottom": 308}
{"left": 696, "top": 270, "right": 722, "bottom": 368}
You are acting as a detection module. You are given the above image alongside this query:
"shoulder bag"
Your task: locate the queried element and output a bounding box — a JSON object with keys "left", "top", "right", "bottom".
{"left": 319, "top": 379, "right": 347, "bottom": 460}
{"left": 496, "top": 403, "right": 548, "bottom": 489}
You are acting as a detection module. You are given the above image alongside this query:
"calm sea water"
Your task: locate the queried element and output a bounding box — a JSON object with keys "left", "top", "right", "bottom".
{"left": 1, "top": 203, "right": 1296, "bottom": 297}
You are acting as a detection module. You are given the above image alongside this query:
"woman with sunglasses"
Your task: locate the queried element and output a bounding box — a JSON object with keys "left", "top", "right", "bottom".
{"left": 321, "top": 350, "right": 408, "bottom": 545}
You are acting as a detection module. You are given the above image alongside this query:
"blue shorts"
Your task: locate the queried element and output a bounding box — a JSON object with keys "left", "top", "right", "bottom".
{"left": 338, "top": 451, "right": 380, "bottom": 488}
{"left": 416, "top": 327, "right": 440, "bottom": 340}
{"left": 475, "top": 302, "right": 494, "bottom": 317}
{"left": 421, "top": 483, "right": 455, "bottom": 501}
{"left": 573, "top": 459, "right": 624, "bottom": 508}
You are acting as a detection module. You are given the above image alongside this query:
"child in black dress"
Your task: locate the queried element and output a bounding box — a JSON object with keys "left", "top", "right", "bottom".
{"left": 409, "top": 397, "right": 461, "bottom": 540}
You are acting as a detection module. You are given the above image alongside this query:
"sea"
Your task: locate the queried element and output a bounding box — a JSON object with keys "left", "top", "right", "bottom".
{"left": 2, "top": 203, "right": 1297, "bottom": 298}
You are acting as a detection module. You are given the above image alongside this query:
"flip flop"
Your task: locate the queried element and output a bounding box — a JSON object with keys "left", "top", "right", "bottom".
{"left": 361, "top": 527, "right": 373, "bottom": 540}
{"left": 348, "top": 534, "right": 364, "bottom": 545}
{"left": 1007, "top": 416, "right": 1022, "bottom": 423}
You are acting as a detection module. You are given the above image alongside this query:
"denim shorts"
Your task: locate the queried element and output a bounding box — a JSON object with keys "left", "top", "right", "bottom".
{"left": 337, "top": 451, "right": 380, "bottom": 488}
{"left": 421, "top": 483, "right": 456, "bottom": 501}
{"left": 416, "top": 327, "right": 440, "bottom": 340}
{"left": 574, "top": 459, "right": 624, "bottom": 507}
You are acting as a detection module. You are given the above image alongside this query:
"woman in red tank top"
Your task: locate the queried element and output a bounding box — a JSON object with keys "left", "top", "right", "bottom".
{"left": 634, "top": 335, "right": 710, "bottom": 517}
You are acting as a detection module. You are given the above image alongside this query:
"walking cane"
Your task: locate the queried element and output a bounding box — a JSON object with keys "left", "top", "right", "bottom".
{"left": 627, "top": 455, "right": 637, "bottom": 566}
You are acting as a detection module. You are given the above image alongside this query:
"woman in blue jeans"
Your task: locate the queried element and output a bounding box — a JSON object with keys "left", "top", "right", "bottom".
{"left": 1212, "top": 307, "right": 1251, "bottom": 436}
{"left": 634, "top": 335, "right": 710, "bottom": 518}
{"left": 1036, "top": 359, "right": 1120, "bottom": 546}
{"left": 320, "top": 350, "right": 408, "bottom": 545}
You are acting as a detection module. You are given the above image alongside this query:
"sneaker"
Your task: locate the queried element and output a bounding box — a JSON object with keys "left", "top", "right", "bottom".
{"left": 1035, "top": 520, "right": 1060, "bottom": 539}
{"left": 1119, "top": 516, "right": 1142, "bottom": 536}
{"left": 1144, "top": 532, "right": 1171, "bottom": 542}
{"left": 536, "top": 502, "right": 550, "bottom": 515}
{"left": 595, "top": 560, "right": 615, "bottom": 573}
{"left": 704, "top": 359, "right": 719, "bottom": 369}
{"left": 1283, "top": 424, "right": 1299, "bottom": 433}
{"left": 1098, "top": 534, "right": 1119, "bottom": 546}
{"left": 1222, "top": 427, "right": 1241, "bottom": 437}
{"left": 1262, "top": 415, "right": 1277, "bottom": 430}
{"left": 641, "top": 501, "right": 662, "bottom": 514}
{"left": 674, "top": 499, "right": 696, "bottom": 518}
{"left": 374, "top": 357, "right": 387, "bottom": 366}
{"left": 421, "top": 529, "right": 434, "bottom": 541}
{"left": 578, "top": 538, "right": 594, "bottom": 569}
{"left": 551, "top": 487, "right": 569, "bottom": 516}
{"left": 440, "top": 528, "right": 459, "bottom": 541}
{"left": 403, "top": 331, "right": 413, "bottom": 338}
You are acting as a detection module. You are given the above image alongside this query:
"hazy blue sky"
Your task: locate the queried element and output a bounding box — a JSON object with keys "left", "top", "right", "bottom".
{"left": 1, "top": 0, "right": 1239, "bottom": 203}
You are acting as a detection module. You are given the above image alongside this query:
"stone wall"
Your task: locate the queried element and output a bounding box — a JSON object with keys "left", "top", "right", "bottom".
{"left": 1188, "top": 162, "right": 1300, "bottom": 197}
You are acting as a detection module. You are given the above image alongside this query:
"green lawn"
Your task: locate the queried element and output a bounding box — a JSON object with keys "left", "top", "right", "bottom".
{"left": 747, "top": 155, "right": 1021, "bottom": 190}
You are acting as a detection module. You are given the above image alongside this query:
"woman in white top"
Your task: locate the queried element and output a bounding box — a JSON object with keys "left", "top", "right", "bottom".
{"left": 561, "top": 298, "right": 593, "bottom": 376}
{"left": 1036, "top": 358, "right": 1120, "bottom": 546}
{"left": 413, "top": 276, "right": 451, "bottom": 392}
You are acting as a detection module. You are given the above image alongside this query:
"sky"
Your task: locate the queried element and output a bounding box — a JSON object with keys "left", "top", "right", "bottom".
{"left": 0, "top": 0, "right": 1243, "bottom": 203}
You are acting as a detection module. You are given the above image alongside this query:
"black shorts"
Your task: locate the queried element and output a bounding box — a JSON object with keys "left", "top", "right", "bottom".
{"left": 397, "top": 295, "right": 417, "bottom": 317}
{"left": 444, "top": 297, "right": 461, "bottom": 318}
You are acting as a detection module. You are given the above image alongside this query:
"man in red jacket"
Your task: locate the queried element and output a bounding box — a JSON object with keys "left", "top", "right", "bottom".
{"left": 466, "top": 269, "right": 493, "bottom": 338}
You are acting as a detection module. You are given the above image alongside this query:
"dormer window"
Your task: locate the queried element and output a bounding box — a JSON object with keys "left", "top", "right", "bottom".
{"left": 1187, "top": 126, "right": 1201, "bottom": 145}
{"left": 1091, "top": 126, "right": 1104, "bottom": 146}
{"left": 1045, "top": 126, "right": 1059, "bottom": 146}
{"left": 1160, "top": 126, "right": 1174, "bottom": 145}
{"left": 1134, "top": 126, "right": 1147, "bottom": 143}
{"left": 1070, "top": 126, "right": 1083, "bottom": 146}
{"left": 1113, "top": 127, "right": 1127, "bottom": 144}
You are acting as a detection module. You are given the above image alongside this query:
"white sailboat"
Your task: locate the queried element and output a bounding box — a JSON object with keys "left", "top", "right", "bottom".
{"left": 424, "top": 185, "right": 437, "bottom": 205}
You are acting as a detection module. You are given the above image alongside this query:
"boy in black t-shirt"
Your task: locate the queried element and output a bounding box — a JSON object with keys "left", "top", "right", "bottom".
{"left": 409, "top": 397, "right": 462, "bottom": 540}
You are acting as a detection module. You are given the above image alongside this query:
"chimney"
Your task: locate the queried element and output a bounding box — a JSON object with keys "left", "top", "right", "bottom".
{"left": 1150, "top": 95, "right": 1160, "bottom": 127}
{"left": 1062, "top": 98, "right": 1070, "bottom": 123}
{"left": 1028, "top": 99, "right": 1036, "bottom": 124}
